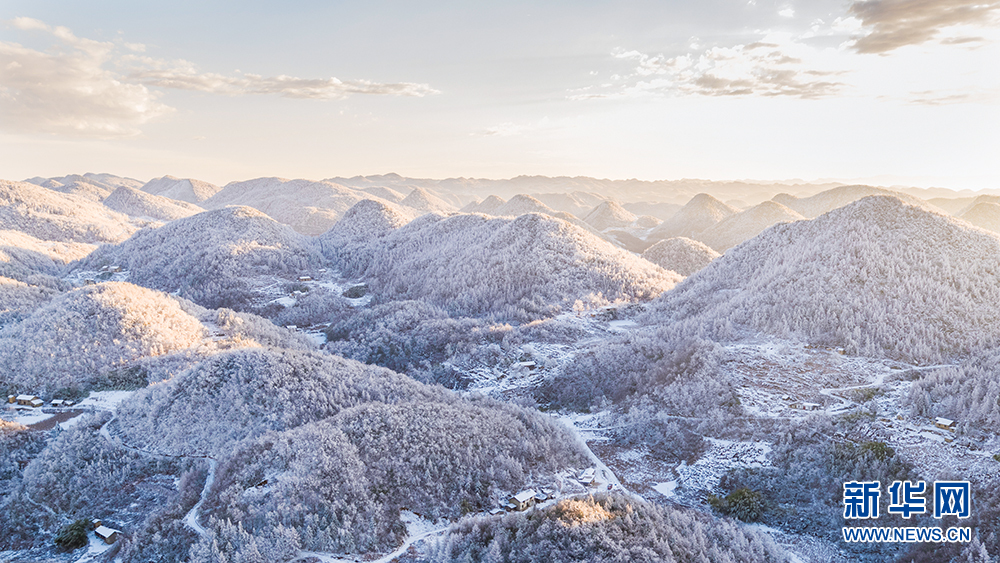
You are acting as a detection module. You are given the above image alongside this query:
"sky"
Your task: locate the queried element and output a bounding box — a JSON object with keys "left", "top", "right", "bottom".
{"left": 0, "top": 0, "right": 998, "bottom": 189}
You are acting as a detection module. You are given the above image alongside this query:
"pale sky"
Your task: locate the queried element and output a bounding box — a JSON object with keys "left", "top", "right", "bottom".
{"left": 1, "top": 0, "right": 998, "bottom": 189}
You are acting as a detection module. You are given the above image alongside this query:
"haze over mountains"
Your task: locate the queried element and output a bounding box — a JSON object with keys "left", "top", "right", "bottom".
{"left": 5, "top": 170, "right": 1000, "bottom": 563}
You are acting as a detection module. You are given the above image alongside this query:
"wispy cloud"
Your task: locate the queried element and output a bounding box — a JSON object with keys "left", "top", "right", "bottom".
{"left": 125, "top": 57, "right": 438, "bottom": 100}
{"left": 0, "top": 18, "right": 437, "bottom": 137}
{"left": 0, "top": 17, "right": 169, "bottom": 137}
{"left": 849, "top": 0, "right": 1000, "bottom": 53}
{"left": 590, "top": 33, "right": 846, "bottom": 100}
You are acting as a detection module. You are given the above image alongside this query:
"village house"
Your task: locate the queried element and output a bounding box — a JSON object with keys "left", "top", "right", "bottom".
{"left": 16, "top": 395, "right": 43, "bottom": 408}
{"left": 509, "top": 489, "right": 537, "bottom": 511}
{"left": 935, "top": 417, "right": 956, "bottom": 431}
{"left": 95, "top": 525, "right": 121, "bottom": 544}
{"left": 578, "top": 468, "right": 597, "bottom": 486}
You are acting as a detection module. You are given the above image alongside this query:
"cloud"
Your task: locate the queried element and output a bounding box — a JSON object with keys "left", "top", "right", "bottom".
{"left": 0, "top": 18, "right": 437, "bottom": 137}
{"left": 477, "top": 122, "right": 528, "bottom": 137}
{"left": 126, "top": 61, "right": 437, "bottom": 99}
{"left": 849, "top": 0, "right": 1000, "bottom": 53}
{"left": 599, "top": 34, "right": 846, "bottom": 100}
{"left": 0, "top": 18, "right": 169, "bottom": 137}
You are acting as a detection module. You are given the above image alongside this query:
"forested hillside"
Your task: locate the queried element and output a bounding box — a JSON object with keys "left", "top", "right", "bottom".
{"left": 647, "top": 196, "right": 1000, "bottom": 362}
{"left": 339, "top": 212, "right": 679, "bottom": 319}
{"left": 0, "top": 283, "right": 206, "bottom": 395}
{"left": 141, "top": 175, "right": 222, "bottom": 203}
{"left": 70, "top": 207, "right": 325, "bottom": 310}
{"left": 696, "top": 201, "right": 804, "bottom": 252}
{"left": 648, "top": 193, "right": 738, "bottom": 241}
{"left": 103, "top": 186, "right": 203, "bottom": 221}
{"left": 432, "top": 493, "right": 788, "bottom": 563}
{"left": 772, "top": 184, "right": 929, "bottom": 218}
{"left": 0, "top": 180, "right": 139, "bottom": 244}
{"left": 641, "top": 237, "right": 720, "bottom": 276}
{"left": 203, "top": 177, "right": 406, "bottom": 235}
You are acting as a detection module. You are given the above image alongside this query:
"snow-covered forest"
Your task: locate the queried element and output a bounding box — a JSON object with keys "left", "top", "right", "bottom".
{"left": 3, "top": 172, "right": 1000, "bottom": 563}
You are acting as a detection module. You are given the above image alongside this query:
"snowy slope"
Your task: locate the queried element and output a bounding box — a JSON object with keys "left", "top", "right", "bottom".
{"left": 26, "top": 173, "right": 144, "bottom": 192}
{"left": 204, "top": 177, "right": 403, "bottom": 235}
{"left": 141, "top": 175, "right": 222, "bottom": 203}
{"left": 318, "top": 199, "right": 412, "bottom": 268}
{"left": 104, "top": 186, "right": 204, "bottom": 221}
{"left": 70, "top": 207, "right": 326, "bottom": 309}
{"left": 400, "top": 187, "right": 457, "bottom": 215}
{"left": 0, "top": 179, "right": 139, "bottom": 244}
{"left": 492, "top": 194, "right": 559, "bottom": 217}
{"left": 461, "top": 195, "right": 506, "bottom": 214}
{"left": 42, "top": 179, "right": 114, "bottom": 201}
{"left": 0, "top": 282, "right": 206, "bottom": 394}
{"left": 960, "top": 202, "right": 1000, "bottom": 233}
{"left": 773, "top": 185, "right": 930, "bottom": 218}
{"left": 584, "top": 200, "right": 638, "bottom": 231}
{"left": 362, "top": 185, "right": 407, "bottom": 203}
{"left": 957, "top": 195, "right": 1000, "bottom": 216}
{"left": 0, "top": 230, "right": 95, "bottom": 270}
{"left": 648, "top": 193, "right": 738, "bottom": 241}
{"left": 532, "top": 191, "right": 607, "bottom": 217}
{"left": 642, "top": 237, "right": 720, "bottom": 277}
{"left": 347, "top": 212, "right": 680, "bottom": 319}
{"left": 647, "top": 196, "right": 1000, "bottom": 362}
{"left": 696, "top": 201, "right": 805, "bottom": 252}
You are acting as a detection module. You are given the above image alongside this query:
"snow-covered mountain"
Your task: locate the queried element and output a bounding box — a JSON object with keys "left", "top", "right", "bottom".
{"left": 584, "top": 200, "right": 637, "bottom": 231}
{"left": 114, "top": 347, "right": 440, "bottom": 456}
{"left": 491, "top": 194, "right": 559, "bottom": 217}
{"left": 103, "top": 186, "right": 204, "bottom": 221}
{"left": 70, "top": 207, "right": 325, "bottom": 309}
{"left": 0, "top": 282, "right": 206, "bottom": 394}
{"left": 957, "top": 194, "right": 1000, "bottom": 216}
{"left": 343, "top": 212, "right": 680, "bottom": 319}
{"left": 203, "top": 177, "right": 403, "bottom": 235}
{"left": 647, "top": 196, "right": 1000, "bottom": 362}
{"left": 0, "top": 179, "right": 140, "bottom": 244}
{"left": 400, "top": 187, "right": 458, "bottom": 215}
{"left": 647, "top": 193, "right": 738, "bottom": 241}
{"left": 0, "top": 230, "right": 95, "bottom": 272}
{"left": 489, "top": 195, "right": 604, "bottom": 236}
{"left": 773, "top": 184, "right": 929, "bottom": 219}
{"left": 110, "top": 346, "right": 587, "bottom": 557}
{"left": 960, "top": 202, "right": 1000, "bottom": 233}
{"left": 25, "top": 173, "right": 144, "bottom": 193}
{"left": 39, "top": 179, "right": 115, "bottom": 202}
{"left": 460, "top": 194, "right": 506, "bottom": 214}
{"left": 696, "top": 201, "right": 805, "bottom": 252}
{"left": 532, "top": 191, "right": 607, "bottom": 217}
{"left": 361, "top": 185, "right": 407, "bottom": 203}
{"left": 641, "top": 237, "right": 720, "bottom": 277}
{"left": 317, "top": 199, "right": 411, "bottom": 270}
{"left": 141, "top": 175, "right": 222, "bottom": 203}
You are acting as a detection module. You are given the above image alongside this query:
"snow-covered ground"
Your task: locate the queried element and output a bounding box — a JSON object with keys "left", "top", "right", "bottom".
{"left": 1, "top": 404, "right": 54, "bottom": 427}
{"left": 290, "top": 510, "right": 448, "bottom": 563}
{"left": 71, "top": 532, "right": 116, "bottom": 563}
